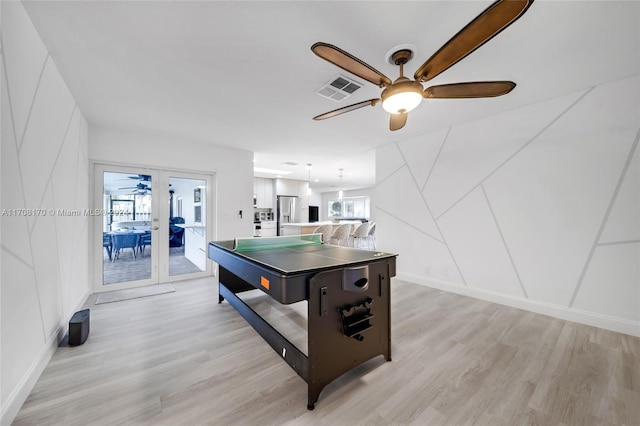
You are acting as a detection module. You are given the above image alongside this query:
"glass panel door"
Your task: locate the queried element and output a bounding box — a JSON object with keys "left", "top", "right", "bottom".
{"left": 94, "top": 165, "right": 159, "bottom": 290}
{"left": 162, "top": 173, "right": 210, "bottom": 281}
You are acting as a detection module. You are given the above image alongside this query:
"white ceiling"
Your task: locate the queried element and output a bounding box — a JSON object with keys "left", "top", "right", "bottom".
{"left": 22, "top": 1, "right": 640, "bottom": 192}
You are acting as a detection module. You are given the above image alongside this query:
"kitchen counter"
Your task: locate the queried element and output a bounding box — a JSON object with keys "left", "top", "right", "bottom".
{"left": 281, "top": 222, "right": 324, "bottom": 236}
{"left": 175, "top": 224, "right": 206, "bottom": 270}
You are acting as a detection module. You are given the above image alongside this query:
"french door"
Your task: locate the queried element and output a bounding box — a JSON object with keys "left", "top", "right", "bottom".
{"left": 92, "top": 164, "right": 213, "bottom": 292}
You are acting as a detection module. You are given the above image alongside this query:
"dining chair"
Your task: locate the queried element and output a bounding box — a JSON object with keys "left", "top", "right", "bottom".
{"left": 103, "top": 232, "right": 112, "bottom": 261}
{"left": 111, "top": 233, "right": 139, "bottom": 261}
{"left": 138, "top": 232, "right": 152, "bottom": 256}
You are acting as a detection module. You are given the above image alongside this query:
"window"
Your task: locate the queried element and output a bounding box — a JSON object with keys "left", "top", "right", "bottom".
{"left": 108, "top": 195, "right": 152, "bottom": 224}
{"left": 327, "top": 197, "right": 369, "bottom": 219}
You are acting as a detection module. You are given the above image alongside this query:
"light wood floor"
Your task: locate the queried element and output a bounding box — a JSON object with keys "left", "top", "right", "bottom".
{"left": 103, "top": 246, "right": 201, "bottom": 285}
{"left": 13, "top": 277, "right": 640, "bottom": 425}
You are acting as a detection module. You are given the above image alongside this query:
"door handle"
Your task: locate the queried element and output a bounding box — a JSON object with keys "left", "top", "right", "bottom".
{"left": 152, "top": 226, "right": 159, "bottom": 231}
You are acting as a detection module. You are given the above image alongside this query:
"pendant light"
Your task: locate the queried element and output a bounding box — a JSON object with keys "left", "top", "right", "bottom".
{"left": 338, "top": 168, "right": 344, "bottom": 200}
{"left": 307, "top": 163, "right": 312, "bottom": 195}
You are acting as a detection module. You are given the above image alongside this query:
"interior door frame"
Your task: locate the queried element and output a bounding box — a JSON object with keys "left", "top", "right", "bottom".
{"left": 91, "top": 162, "right": 216, "bottom": 293}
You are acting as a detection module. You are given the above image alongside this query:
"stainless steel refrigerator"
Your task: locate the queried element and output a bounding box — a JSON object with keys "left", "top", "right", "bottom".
{"left": 277, "top": 195, "right": 298, "bottom": 236}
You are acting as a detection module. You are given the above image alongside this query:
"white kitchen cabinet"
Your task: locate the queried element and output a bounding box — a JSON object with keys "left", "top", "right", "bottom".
{"left": 275, "top": 178, "right": 299, "bottom": 196}
{"left": 182, "top": 225, "right": 206, "bottom": 271}
{"left": 263, "top": 179, "right": 273, "bottom": 208}
{"left": 254, "top": 178, "right": 274, "bottom": 208}
{"left": 261, "top": 220, "right": 277, "bottom": 237}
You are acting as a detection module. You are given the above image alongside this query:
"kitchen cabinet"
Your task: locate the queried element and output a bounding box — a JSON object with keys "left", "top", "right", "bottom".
{"left": 261, "top": 178, "right": 273, "bottom": 208}
{"left": 261, "top": 220, "right": 277, "bottom": 237}
{"left": 275, "top": 178, "right": 299, "bottom": 196}
{"left": 180, "top": 225, "right": 206, "bottom": 271}
{"left": 254, "top": 178, "right": 273, "bottom": 208}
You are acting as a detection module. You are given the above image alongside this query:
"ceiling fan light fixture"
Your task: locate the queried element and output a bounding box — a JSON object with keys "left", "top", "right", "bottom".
{"left": 381, "top": 79, "right": 424, "bottom": 114}
{"left": 311, "top": 0, "right": 534, "bottom": 130}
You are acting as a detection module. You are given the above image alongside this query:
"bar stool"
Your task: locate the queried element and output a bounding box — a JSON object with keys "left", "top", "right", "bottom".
{"left": 329, "top": 224, "right": 351, "bottom": 246}
{"left": 349, "top": 222, "right": 370, "bottom": 248}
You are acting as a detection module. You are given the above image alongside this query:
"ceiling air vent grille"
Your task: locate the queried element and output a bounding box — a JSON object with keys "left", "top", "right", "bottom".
{"left": 316, "top": 74, "right": 362, "bottom": 102}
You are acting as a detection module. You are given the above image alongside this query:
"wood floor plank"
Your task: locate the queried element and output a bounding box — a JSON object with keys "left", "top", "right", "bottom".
{"left": 12, "top": 277, "right": 640, "bottom": 426}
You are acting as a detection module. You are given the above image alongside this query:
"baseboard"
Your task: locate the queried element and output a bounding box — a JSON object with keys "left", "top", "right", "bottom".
{"left": 0, "top": 325, "right": 59, "bottom": 426}
{"left": 395, "top": 272, "right": 640, "bottom": 338}
{"left": 0, "top": 290, "right": 91, "bottom": 426}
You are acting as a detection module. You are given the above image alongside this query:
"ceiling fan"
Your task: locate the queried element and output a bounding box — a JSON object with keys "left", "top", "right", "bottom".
{"left": 311, "top": 0, "right": 534, "bottom": 131}
{"left": 118, "top": 182, "right": 152, "bottom": 194}
{"left": 119, "top": 174, "right": 152, "bottom": 182}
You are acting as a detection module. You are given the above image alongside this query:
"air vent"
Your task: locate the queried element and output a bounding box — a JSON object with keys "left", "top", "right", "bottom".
{"left": 316, "top": 74, "right": 362, "bottom": 102}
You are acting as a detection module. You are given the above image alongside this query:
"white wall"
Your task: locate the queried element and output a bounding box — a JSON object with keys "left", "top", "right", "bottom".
{"left": 1, "top": 2, "right": 91, "bottom": 423}
{"left": 169, "top": 177, "right": 206, "bottom": 226}
{"left": 308, "top": 191, "right": 322, "bottom": 210}
{"left": 89, "top": 125, "right": 254, "bottom": 241}
{"left": 375, "top": 74, "right": 640, "bottom": 337}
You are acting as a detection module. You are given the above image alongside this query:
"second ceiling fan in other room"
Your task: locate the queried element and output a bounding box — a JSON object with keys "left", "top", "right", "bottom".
{"left": 311, "top": 0, "right": 534, "bottom": 131}
{"left": 118, "top": 182, "right": 152, "bottom": 194}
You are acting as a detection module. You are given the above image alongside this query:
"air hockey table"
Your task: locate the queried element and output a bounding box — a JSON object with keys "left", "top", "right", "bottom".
{"left": 208, "top": 234, "right": 397, "bottom": 410}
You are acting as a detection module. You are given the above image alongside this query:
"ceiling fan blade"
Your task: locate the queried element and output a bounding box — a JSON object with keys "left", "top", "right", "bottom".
{"left": 313, "top": 99, "right": 380, "bottom": 120}
{"left": 390, "top": 113, "right": 408, "bottom": 131}
{"left": 414, "top": 0, "right": 534, "bottom": 82}
{"left": 424, "top": 81, "right": 516, "bottom": 98}
{"left": 311, "top": 43, "right": 392, "bottom": 87}
{"left": 121, "top": 174, "right": 151, "bottom": 181}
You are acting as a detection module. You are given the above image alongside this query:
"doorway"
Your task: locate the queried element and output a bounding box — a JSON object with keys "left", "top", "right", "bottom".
{"left": 93, "top": 164, "right": 213, "bottom": 292}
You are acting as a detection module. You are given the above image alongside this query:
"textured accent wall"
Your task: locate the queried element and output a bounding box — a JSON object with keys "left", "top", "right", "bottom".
{"left": 376, "top": 74, "right": 639, "bottom": 337}
{"left": 1, "top": 2, "right": 90, "bottom": 423}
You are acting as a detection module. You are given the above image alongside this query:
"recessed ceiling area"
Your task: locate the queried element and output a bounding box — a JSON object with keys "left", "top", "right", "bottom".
{"left": 21, "top": 1, "right": 640, "bottom": 190}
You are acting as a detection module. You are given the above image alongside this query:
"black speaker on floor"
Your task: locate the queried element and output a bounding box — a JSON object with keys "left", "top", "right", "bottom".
{"left": 69, "top": 309, "right": 90, "bottom": 346}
